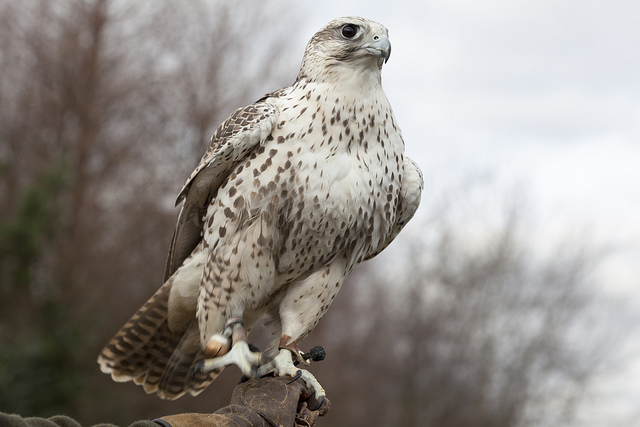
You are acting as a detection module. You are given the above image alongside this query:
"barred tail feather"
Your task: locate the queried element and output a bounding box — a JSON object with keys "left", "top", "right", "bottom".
{"left": 97, "top": 281, "right": 220, "bottom": 399}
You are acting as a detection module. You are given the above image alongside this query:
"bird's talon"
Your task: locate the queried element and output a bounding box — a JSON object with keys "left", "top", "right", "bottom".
{"left": 288, "top": 369, "right": 303, "bottom": 384}
{"left": 258, "top": 348, "right": 326, "bottom": 404}
{"left": 306, "top": 395, "right": 325, "bottom": 412}
{"left": 199, "top": 339, "right": 260, "bottom": 377}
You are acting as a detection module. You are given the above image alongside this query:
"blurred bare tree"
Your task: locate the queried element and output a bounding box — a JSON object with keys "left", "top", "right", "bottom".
{"left": 307, "top": 183, "right": 613, "bottom": 427}
{"left": 0, "top": 0, "right": 297, "bottom": 423}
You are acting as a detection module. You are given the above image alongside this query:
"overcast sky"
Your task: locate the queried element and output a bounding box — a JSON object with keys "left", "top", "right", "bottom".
{"left": 272, "top": 0, "right": 640, "bottom": 424}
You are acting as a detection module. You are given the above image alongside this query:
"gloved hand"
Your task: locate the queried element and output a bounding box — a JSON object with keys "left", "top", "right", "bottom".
{"left": 155, "top": 375, "right": 330, "bottom": 427}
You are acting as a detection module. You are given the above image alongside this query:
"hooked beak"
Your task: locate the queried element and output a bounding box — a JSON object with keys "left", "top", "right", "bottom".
{"left": 363, "top": 35, "right": 391, "bottom": 63}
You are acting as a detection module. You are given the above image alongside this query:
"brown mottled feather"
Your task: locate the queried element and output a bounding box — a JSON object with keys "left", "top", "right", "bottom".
{"left": 164, "top": 102, "right": 276, "bottom": 281}
{"left": 97, "top": 280, "right": 218, "bottom": 399}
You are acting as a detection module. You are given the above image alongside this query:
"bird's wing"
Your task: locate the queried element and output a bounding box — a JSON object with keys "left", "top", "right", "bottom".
{"left": 164, "top": 101, "right": 278, "bottom": 280}
{"left": 365, "top": 156, "right": 423, "bottom": 260}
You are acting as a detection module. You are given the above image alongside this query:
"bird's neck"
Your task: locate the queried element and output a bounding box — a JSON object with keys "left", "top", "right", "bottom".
{"left": 295, "top": 66, "right": 384, "bottom": 103}
{"left": 297, "top": 54, "right": 383, "bottom": 90}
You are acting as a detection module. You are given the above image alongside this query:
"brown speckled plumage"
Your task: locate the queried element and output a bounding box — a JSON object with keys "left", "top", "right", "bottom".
{"left": 98, "top": 16, "right": 423, "bottom": 399}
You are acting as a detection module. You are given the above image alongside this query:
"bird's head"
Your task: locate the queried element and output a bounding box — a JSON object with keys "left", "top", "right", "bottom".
{"left": 297, "top": 17, "right": 391, "bottom": 84}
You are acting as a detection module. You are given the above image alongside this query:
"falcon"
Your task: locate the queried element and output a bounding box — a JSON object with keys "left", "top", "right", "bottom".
{"left": 98, "top": 16, "right": 423, "bottom": 405}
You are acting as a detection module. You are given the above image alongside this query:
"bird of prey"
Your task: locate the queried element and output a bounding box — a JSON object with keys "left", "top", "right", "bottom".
{"left": 98, "top": 16, "right": 423, "bottom": 404}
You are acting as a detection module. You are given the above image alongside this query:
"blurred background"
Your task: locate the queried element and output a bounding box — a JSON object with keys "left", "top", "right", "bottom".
{"left": 1, "top": 1, "right": 639, "bottom": 426}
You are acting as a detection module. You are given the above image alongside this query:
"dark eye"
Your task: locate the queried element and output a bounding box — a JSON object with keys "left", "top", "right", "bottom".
{"left": 341, "top": 24, "right": 359, "bottom": 39}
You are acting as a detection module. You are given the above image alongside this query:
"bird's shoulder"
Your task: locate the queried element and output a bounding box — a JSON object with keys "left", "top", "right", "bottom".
{"left": 164, "top": 89, "right": 291, "bottom": 280}
{"left": 175, "top": 89, "right": 295, "bottom": 206}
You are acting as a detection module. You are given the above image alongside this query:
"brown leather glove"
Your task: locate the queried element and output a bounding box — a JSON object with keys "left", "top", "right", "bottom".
{"left": 156, "top": 376, "right": 330, "bottom": 427}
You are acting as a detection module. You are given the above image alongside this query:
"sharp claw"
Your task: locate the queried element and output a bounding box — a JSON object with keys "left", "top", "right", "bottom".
{"left": 258, "top": 348, "right": 326, "bottom": 404}
{"left": 307, "top": 394, "right": 325, "bottom": 412}
{"left": 287, "top": 369, "right": 303, "bottom": 384}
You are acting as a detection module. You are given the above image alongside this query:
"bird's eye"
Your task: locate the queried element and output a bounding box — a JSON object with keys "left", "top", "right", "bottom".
{"left": 341, "top": 24, "right": 359, "bottom": 39}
